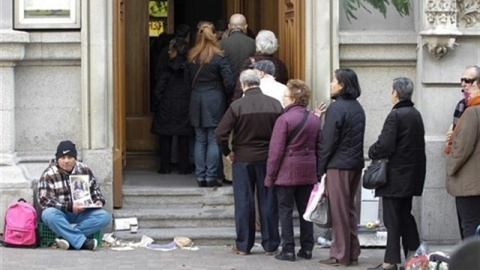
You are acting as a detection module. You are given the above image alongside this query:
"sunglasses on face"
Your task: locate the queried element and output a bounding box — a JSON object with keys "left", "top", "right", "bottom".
{"left": 461, "top": 78, "right": 476, "bottom": 84}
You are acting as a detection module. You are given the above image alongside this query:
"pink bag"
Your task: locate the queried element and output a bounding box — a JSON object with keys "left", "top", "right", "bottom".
{"left": 3, "top": 198, "right": 37, "bottom": 248}
{"left": 303, "top": 175, "right": 326, "bottom": 222}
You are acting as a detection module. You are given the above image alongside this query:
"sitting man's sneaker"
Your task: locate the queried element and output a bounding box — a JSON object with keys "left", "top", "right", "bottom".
{"left": 81, "top": 238, "right": 98, "bottom": 251}
{"left": 55, "top": 238, "right": 70, "bottom": 250}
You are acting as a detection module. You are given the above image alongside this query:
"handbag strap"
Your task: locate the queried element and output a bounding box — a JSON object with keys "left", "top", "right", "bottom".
{"left": 286, "top": 110, "right": 309, "bottom": 145}
{"left": 191, "top": 64, "right": 203, "bottom": 88}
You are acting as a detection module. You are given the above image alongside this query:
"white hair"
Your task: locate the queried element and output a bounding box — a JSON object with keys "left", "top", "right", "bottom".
{"left": 255, "top": 30, "right": 279, "bottom": 55}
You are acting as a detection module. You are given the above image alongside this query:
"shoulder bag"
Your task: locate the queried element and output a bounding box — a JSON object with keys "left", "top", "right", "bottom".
{"left": 362, "top": 158, "right": 388, "bottom": 189}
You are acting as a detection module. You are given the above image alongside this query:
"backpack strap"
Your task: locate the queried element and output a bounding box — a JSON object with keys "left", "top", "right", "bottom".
{"left": 286, "top": 110, "right": 309, "bottom": 145}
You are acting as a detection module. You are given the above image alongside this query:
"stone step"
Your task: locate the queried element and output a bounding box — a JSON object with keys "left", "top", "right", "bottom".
{"left": 122, "top": 187, "right": 234, "bottom": 209}
{"left": 112, "top": 227, "right": 301, "bottom": 246}
{"left": 114, "top": 208, "right": 301, "bottom": 229}
{"left": 114, "top": 208, "right": 236, "bottom": 228}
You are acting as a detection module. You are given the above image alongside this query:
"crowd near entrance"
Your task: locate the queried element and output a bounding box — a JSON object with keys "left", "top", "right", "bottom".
{"left": 113, "top": 0, "right": 304, "bottom": 207}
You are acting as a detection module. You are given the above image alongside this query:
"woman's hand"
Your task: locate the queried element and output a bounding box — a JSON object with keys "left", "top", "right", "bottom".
{"left": 314, "top": 101, "right": 327, "bottom": 117}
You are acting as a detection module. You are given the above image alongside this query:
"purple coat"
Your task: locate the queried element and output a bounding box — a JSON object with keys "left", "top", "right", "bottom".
{"left": 265, "top": 105, "right": 321, "bottom": 187}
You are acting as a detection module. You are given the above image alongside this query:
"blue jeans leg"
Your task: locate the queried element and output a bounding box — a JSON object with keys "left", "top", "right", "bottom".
{"left": 42, "top": 208, "right": 111, "bottom": 249}
{"left": 194, "top": 127, "right": 207, "bottom": 180}
{"left": 205, "top": 127, "right": 219, "bottom": 181}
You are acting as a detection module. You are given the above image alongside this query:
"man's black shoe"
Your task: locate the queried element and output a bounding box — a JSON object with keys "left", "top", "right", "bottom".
{"left": 275, "top": 251, "right": 295, "bottom": 261}
{"left": 297, "top": 249, "right": 312, "bottom": 259}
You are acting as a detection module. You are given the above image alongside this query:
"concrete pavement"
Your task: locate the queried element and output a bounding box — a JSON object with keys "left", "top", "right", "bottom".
{"left": 0, "top": 243, "right": 455, "bottom": 270}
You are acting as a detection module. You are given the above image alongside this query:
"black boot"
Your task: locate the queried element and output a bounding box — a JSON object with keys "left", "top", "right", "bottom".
{"left": 197, "top": 180, "right": 207, "bottom": 187}
{"left": 275, "top": 251, "right": 295, "bottom": 261}
{"left": 297, "top": 249, "right": 312, "bottom": 259}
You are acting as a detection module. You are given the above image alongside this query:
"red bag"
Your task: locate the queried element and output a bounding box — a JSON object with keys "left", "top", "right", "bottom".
{"left": 3, "top": 198, "right": 37, "bottom": 248}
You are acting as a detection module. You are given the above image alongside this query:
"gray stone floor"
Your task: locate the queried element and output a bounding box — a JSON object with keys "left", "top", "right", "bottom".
{"left": 0, "top": 244, "right": 455, "bottom": 270}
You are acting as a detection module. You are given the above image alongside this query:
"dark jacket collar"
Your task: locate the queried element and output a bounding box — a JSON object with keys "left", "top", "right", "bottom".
{"left": 244, "top": 87, "right": 262, "bottom": 95}
{"left": 393, "top": 100, "right": 414, "bottom": 109}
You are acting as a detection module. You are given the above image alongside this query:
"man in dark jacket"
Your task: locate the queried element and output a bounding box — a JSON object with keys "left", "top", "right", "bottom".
{"left": 218, "top": 13, "right": 256, "bottom": 184}
{"left": 219, "top": 13, "right": 256, "bottom": 86}
{"left": 215, "top": 69, "right": 282, "bottom": 255}
{"left": 367, "top": 77, "right": 426, "bottom": 270}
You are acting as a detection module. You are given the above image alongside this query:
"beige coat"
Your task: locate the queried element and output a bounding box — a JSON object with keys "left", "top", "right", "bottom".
{"left": 446, "top": 105, "right": 480, "bottom": 196}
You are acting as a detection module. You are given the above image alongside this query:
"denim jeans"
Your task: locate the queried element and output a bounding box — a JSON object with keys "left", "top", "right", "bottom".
{"left": 41, "top": 207, "right": 111, "bottom": 249}
{"left": 194, "top": 127, "right": 219, "bottom": 182}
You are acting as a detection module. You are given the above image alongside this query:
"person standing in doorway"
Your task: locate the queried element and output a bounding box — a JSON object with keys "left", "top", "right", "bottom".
{"left": 151, "top": 38, "right": 193, "bottom": 175}
{"left": 218, "top": 13, "right": 256, "bottom": 185}
{"left": 187, "top": 21, "right": 234, "bottom": 188}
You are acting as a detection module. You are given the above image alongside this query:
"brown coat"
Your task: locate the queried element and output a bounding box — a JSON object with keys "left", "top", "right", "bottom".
{"left": 446, "top": 104, "right": 480, "bottom": 197}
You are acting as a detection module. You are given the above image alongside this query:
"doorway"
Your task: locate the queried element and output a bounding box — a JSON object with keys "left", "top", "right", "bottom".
{"left": 114, "top": 0, "right": 304, "bottom": 207}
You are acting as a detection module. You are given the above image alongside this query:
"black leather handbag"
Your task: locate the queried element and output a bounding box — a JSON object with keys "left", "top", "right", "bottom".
{"left": 362, "top": 159, "right": 388, "bottom": 189}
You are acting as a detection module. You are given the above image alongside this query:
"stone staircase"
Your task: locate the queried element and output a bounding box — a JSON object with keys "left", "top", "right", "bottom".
{"left": 114, "top": 184, "right": 275, "bottom": 245}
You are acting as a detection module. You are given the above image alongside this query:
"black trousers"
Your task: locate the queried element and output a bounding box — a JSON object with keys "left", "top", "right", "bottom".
{"left": 456, "top": 196, "right": 480, "bottom": 239}
{"left": 382, "top": 197, "right": 420, "bottom": 264}
{"left": 276, "top": 185, "right": 314, "bottom": 253}
{"left": 159, "top": 135, "right": 190, "bottom": 173}
{"left": 232, "top": 161, "right": 280, "bottom": 253}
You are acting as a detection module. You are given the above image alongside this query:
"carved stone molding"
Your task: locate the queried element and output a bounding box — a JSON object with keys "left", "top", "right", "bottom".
{"left": 422, "top": 0, "right": 462, "bottom": 60}
{"left": 457, "top": 0, "right": 480, "bottom": 27}
{"left": 425, "top": 0, "right": 458, "bottom": 29}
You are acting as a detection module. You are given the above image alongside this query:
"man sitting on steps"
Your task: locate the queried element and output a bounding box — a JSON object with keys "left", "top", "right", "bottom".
{"left": 38, "top": 140, "right": 111, "bottom": 251}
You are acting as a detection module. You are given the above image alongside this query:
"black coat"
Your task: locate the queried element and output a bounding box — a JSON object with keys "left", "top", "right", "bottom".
{"left": 151, "top": 57, "right": 193, "bottom": 136}
{"left": 317, "top": 97, "right": 366, "bottom": 175}
{"left": 368, "top": 100, "right": 426, "bottom": 197}
{"left": 219, "top": 30, "right": 256, "bottom": 80}
{"left": 187, "top": 54, "right": 234, "bottom": 128}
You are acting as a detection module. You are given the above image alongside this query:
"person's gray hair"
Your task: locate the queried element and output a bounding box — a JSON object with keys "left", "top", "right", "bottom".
{"left": 239, "top": 69, "right": 260, "bottom": 88}
{"left": 255, "top": 30, "right": 279, "bottom": 55}
{"left": 466, "top": 65, "right": 480, "bottom": 79}
{"left": 392, "top": 77, "right": 414, "bottom": 101}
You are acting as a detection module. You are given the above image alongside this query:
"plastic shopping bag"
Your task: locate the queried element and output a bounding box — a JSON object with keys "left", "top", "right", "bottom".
{"left": 303, "top": 175, "right": 326, "bottom": 222}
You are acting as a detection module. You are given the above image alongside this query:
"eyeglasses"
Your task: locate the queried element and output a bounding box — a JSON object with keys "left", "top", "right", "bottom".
{"left": 284, "top": 95, "right": 293, "bottom": 98}
{"left": 461, "top": 78, "right": 476, "bottom": 84}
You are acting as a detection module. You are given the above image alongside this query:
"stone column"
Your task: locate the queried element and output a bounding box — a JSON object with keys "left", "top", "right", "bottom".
{"left": 305, "top": 0, "right": 339, "bottom": 107}
{"left": 81, "top": 0, "right": 114, "bottom": 211}
{"left": 0, "top": 0, "right": 32, "bottom": 229}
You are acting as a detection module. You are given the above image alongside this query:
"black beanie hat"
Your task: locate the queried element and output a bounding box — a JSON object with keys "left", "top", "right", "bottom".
{"left": 55, "top": 140, "right": 77, "bottom": 160}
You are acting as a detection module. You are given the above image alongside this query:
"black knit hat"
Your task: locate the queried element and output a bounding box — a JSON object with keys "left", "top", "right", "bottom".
{"left": 55, "top": 140, "right": 77, "bottom": 160}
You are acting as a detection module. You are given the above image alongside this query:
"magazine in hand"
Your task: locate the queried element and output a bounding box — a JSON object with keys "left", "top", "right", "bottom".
{"left": 70, "top": 175, "right": 101, "bottom": 208}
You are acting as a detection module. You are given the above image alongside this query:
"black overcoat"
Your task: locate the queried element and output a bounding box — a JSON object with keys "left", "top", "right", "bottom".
{"left": 368, "top": 100, "right": 426, "bottom": 197}
{"left": 187, "top": 54, "right": 234, "bottom": 128}
{"left": 151, "top": 56, "right": 193, "bottom": 136}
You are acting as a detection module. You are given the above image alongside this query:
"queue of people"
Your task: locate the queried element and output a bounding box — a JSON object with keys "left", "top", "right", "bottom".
{"left": 36, "top": 13, "right": 478, "bottom": 269}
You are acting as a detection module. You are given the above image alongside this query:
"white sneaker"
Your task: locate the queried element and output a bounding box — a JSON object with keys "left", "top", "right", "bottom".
{"left": 55, "top": 238, "right": 70, "bottom": 250}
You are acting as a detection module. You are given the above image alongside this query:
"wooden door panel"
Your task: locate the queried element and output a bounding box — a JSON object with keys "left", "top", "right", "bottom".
{"left": 278, "top": 0, "right": 305, "bottom": 80}
{"left": 113, "top": 0, "right": 126, "bottom": 208}
{"left": 125, "top": 0, "right": 158, "bottom": 152}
